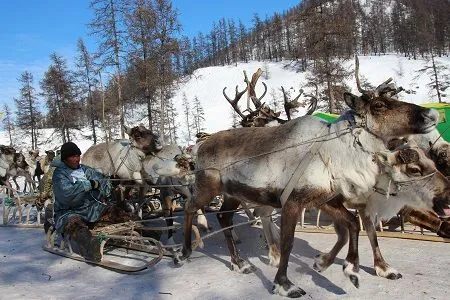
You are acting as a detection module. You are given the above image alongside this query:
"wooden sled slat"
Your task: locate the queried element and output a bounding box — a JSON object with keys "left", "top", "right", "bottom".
{"left": 295, "top": 226, "right": 450, "bottom": 243}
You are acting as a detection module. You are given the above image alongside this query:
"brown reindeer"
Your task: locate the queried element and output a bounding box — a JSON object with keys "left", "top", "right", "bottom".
{"left": 175, "top": 64, "right": 439, "bottom": 297}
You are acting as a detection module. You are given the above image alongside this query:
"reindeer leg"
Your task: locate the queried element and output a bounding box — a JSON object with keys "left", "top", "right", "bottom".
{"left": 254, "top": 206, "right": 280, "bottom": 267}
{"left": 313, "top": 221, "right": 348, "bottom": 272}
{"left": 319, "top": 197, "right": 361, "bottom": 288}
{"left": 273, "top": 200, "right": 306, "bottom": 298}
{"left": 360, "top": 211, "right": 402, "bottom": 280}
{"left": 218, "top": 196, "right": 255, "bottom": 273}
{"left": 175, "top": 169, "right": 220, "bottom": 265}
{"left": 312, "top": 195, "right": 348, "bottom": 272}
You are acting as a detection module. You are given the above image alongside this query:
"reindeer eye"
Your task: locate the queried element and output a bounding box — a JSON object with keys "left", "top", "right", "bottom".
{"left": 406, "top": 166, "right": 422, "bottom": 176}
{"left": 372, "top": 101, "right": 386, "bottom": 110}
{"left": 439, "top": 152, "right": 447, "bottom": 158}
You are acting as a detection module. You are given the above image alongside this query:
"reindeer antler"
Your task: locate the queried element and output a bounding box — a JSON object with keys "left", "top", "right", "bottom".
{"left": 304, "top": 94, "right": 318, "bottom": 115}
{"left": 244, "top": 68, "right": 267, "bottom": 109}
{"left": 223, "top": 84, "right": 248, "bottom": 119}
{"left": 355, "top": 55, "right": 405, "bottom": 99}
{"left": 281, "top": 86, "right": 303, "bottom": 120}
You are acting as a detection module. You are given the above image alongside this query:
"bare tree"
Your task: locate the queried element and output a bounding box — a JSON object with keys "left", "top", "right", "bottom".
{"left": 181, "top": 93, "right": 192, "bottom": 141}
{"left": 74, "top": 38, "right": 99, "bottom": 144}
{"left": 192, "top": 96, "right": 205, "bottom": 134}
{"left": 89, "top": 0, "right": 127, "bottom": 137}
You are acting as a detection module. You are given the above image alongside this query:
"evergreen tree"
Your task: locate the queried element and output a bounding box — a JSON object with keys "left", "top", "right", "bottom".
{"left": 14, "top": 71, "right": 41, "bottom": 149}
{"left": 40, "top": 53, "right": 79, "bottom": 143}
{"left": 192, "top": 96, "right": 205, "bottom": 134}
{"left": 414, "top": 53, "right": 450, "bottom": 103}
{"left": 2, "top": 104, "right": 15, "bottom": 146}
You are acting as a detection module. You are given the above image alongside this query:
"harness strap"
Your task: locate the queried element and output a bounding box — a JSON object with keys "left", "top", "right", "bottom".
{"left": 280, "top": 126, "right": 328, "bottom": 206}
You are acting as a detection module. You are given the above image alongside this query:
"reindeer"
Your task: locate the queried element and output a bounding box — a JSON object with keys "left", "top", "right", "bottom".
{"left": 175, "top": 59, "right": 439, "bottom": 297}
{"left": 321, "top": 130, "right": 450, "bottom": 281}
{"left": 141, "top": 144, "right": 203, "bottom": 245}
{"left": 1, "top": 145, "right": 19, "bottom": 195}
{"left": 225, "top": 66, "right": 450, "bottom": 283}
{"left": 81, "top": 124, "right": 163, "bottom": 207}
{"left": 308, "top": 57, "right": 450, "bottom": 282}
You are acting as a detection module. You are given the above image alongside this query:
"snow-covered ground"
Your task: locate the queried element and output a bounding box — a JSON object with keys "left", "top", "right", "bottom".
{"left": 0, "top": 208, "right": 449, "bottom": 300}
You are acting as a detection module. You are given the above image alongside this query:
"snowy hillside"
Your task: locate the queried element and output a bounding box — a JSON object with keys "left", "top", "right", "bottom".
{"left": 1, "top": 54, "right": 449, "bottom": 151}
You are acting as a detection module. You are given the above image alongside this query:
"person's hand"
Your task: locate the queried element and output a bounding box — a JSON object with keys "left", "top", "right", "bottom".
{"left": 89, "top": 180, "right": 100, "bottom": 190}
{"left": 110, "top": 174, "right": 121, "bottom": 187}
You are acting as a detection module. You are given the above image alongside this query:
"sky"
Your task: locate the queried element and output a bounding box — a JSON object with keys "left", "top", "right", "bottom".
{"left": 0, "top": 0, "right": 300, "bottom": 111}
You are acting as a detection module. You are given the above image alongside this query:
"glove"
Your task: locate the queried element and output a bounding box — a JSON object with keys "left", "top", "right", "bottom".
{"left": 110, "top": 174, "right": 121, "bottom": 187}
{"left": 89, "top": 180, "right": 100, "bottom": 190}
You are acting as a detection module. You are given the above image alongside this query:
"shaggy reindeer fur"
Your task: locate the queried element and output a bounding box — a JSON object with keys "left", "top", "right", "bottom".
{"left": 82, "top": 125, "right": 163, "bottom": 184}
{"left": 177, "top": 91, "right": 438, "bottom": 298}
{"left": 142, "top": 144, "right": 208, "bottom": 245}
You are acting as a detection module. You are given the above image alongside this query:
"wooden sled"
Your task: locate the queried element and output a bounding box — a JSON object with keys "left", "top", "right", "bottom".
{"left": 42, "top": 217, "right": 205, "bottom": 273}
{"left": 43, "top": 220, "right": 169, "bottom": 273}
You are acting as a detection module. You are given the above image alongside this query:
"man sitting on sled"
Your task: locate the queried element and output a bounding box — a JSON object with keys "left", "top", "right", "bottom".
{"left": 52, "top": 141, "right": 132, "bottom": 262}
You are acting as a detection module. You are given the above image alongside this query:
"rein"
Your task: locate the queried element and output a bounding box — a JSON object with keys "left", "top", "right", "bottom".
{"left": 372, "top": 152, "right": 438, "bottom": 198}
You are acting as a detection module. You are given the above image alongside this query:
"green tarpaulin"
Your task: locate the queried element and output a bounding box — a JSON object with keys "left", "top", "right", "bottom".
{"left": 312, "top": 103, "right": 450, "bottom": 142}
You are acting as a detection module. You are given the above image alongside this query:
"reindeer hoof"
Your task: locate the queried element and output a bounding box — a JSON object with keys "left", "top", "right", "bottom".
{"left": 173, "top": 252, "right": 190, "bottom": 266}
{"left": 272, "top": 283, "right": 307, "bottom": 298}
{"left": 437, "top": 221, "right": 450, "bottom": 238}
{"left": 313, "top": 253, "right": 332, "bottom": 272}
{"left": 230, "top": 260, "right": 255, "bottom": 274}
{"left": 375, "top": 265, "right": 402, "bottom": 280}
{"left": 343, "top": 261, "right": 360, "bottom": 288}
{"left": 386, "top": 272, "right": 403, "bottom": 280}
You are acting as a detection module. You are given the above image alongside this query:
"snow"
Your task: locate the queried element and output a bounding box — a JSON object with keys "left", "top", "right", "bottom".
{"left": 1, "top": 210, "right": 449, "bottom": 299}
{"left": 1, "top": 54, "right": 450, "bottom": 299}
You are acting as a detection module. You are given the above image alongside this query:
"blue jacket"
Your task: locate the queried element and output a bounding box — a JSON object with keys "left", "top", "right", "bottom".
{"left": 51, "top": 159, "right": 113, "bottom": 233}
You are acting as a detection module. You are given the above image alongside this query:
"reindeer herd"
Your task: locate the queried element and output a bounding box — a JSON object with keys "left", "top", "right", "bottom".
{"left": 1, "top": 57, "right": 450, "bottom": 298}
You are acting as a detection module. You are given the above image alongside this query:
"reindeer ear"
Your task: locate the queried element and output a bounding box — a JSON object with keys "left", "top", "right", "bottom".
{"left": 375, "top": 151, "right": 397, "bottom": 166}
{"left": 344, "top": 92, "right": 367, "bottom": 115}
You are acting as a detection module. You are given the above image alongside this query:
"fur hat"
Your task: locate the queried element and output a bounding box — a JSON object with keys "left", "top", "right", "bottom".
{"left": 60, "top": 142, "right": 81, "bottom": 160}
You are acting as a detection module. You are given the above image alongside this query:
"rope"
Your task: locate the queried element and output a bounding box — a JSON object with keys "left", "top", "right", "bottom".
{"left": 429, "top": 123, "right": 450, "bottom": 150}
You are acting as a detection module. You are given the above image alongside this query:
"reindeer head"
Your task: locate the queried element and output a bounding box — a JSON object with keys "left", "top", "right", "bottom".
{"left": 45, "top": 150, "right": 56, "bottom": 162}
{"left": 0, "top": 145, "right": 16, "bottom": 166}
{"left": 375, "top": 146, "right": 450, "bottom": 213}
{"left": 223, "top": 69, "right": 317, "bottom": 128}
{"left": 428, "top": 142, "right": 450, "bottom": 177}
{"left": 13, "top": 152, "right": 28, "bottom": 169}
{"left": 123, "top": 124, "right": 163, "bottom": 155}
{"left": 344, "top": 56, "right": 438, "bottom": 142}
